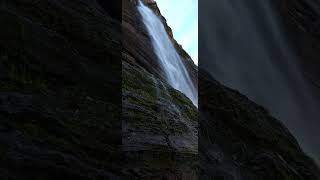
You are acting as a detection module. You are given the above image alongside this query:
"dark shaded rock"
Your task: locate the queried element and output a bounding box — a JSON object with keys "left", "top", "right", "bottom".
{"left": 199, "top": 70, "right": 320, "bottom": 180}
{"left": 279, "top": 0, "right": 320, "bottom": 89}
{"left": 96, "top": 0, "right": 122, "bottom": 20}
{"left": 0, "top": 0, "right": 122, "bottom": 179}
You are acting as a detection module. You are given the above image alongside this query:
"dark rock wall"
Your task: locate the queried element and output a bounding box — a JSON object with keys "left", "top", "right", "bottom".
{"left": 0, "top": 0, "right": 319, "bottom": 179}
{"left": 96, "top": 0, "right": 122, "bottom": 20}
{"left": 0, "top": 0, "right": 122, "bottom": 179}
{"left": 280, "top": 0, "right": 320, "bottom": 89}
{"left": 200, "top": 70, "right": 320, "bottom": 180}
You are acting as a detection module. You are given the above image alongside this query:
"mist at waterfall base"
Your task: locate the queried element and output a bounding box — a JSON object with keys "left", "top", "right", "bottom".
{"left": 137, "top": 1, "right": 198, "bottom": 106}
{"left": 199, "top": 0, "right": 320, "bottom": 162}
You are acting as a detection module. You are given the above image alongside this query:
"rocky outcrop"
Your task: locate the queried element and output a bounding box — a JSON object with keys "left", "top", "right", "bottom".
{"left": 200, "top": 71, "right": 320, "bottom": 180}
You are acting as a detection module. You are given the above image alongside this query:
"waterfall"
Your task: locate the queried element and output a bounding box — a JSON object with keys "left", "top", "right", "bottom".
{"left": 137, "top": 1, "right": 198, "bottom": 107}
{"left": 200, "top": 0, "right": 320, "bottom": 162}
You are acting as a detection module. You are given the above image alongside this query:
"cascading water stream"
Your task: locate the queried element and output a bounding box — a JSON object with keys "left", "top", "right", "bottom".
{"left": 137, "top": 0, "right": 198, "bottom": 107}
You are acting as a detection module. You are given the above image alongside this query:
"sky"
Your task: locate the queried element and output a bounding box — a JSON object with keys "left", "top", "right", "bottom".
{"left": 155, "top": 0, "right": 198, "bottom": 64}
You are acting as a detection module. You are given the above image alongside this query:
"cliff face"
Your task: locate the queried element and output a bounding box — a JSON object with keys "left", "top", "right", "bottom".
{"left": 123, "top": 1, "right": 320, "bottom": 179}
{"left": 0, "top": 0, "right": 319, "bottom": 180}
{"left": 123, "top": 0, "right": 198, "bottom": 88}
{"left": 198, "top": 1, "right": 320, "bottom": 179}
{"left": 122, "top": 0, "right": 198, "bottom": 179}
{"left": 200, "top": 71, "right": 320, "bottom": 180}
{"left": 0, "top": 0, "right": 122, "bottom": 179}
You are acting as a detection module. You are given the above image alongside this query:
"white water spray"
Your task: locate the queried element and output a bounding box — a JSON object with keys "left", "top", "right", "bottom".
{"left": 137, "top": 1, "right": 198, "bottom": 106}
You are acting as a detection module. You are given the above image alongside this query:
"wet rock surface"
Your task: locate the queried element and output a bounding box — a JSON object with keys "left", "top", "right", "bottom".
{"left": 122, "top": 59, "right": 198, "bottom": 179}
{"left": 122, "top": 0, "right": 198, "bottom": 179}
